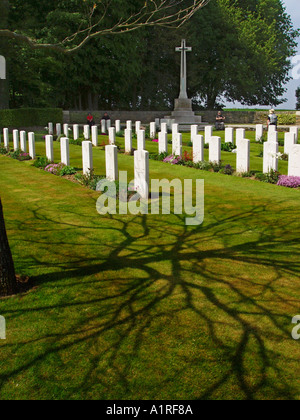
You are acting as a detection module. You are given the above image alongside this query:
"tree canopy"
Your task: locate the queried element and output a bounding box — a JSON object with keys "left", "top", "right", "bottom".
{"left": 0, "top": 0, "right": 298, "bottom": 110}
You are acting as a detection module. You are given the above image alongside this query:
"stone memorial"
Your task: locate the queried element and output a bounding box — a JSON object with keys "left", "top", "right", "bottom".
{"left": 84, "top": 124, "right": 90, "bottom": 140}
{"left": 205, "top": 126, "right": 213, "bottom": 144}
{"left": 137, "top": 129, "right": 146, "bottom": 150}
{"left": 172, "top": 133, "right": 182, "bottom": 156}
{"left": 150, "top": 122, "right": 156, "bottom": 139}
{"left": 109, "top": 127, "right": 116, "bottom": 145}
{"left": 48, "top": 123, "right": 54, "bottom": 136}
{"left": 0, "top": 55, "right": 6, "bottom": 80}
{"left": 101, "top": 119, "right": 106, "bottom": 133}
{"left": 56, "top": 123, "right": 61, "bottom": 137}
{"left": 268, "top": 125, "right": 277, "bottom": 133}
{"left": 3, "top": 128, "right": 9, "bottom": 149}
{"left": 225, "top": 127, "right": 234, "bottom": 144}
{"left": 105, "top": 145, "right": 118, "bottom": 181}
{"left": 92, "top": 125, "right": 98, "bottom": 147}
{"left": 193, "top": 135, "right": 204, "bottom": 163}
{"left": 13, "top": 130, "right": 19, "bottom": 151}
{"left": 20, "top": 131, "right": 27, "bottom": 153}
{"left": 28, "top": 132, "right": 35, "bottom": 159}
{"left": 158, "top": 131, "right": 168, "bottom": 154}
{"left": 290, "top": 127, "right": 298, "bottom": 142}
{"left": 63, "top": 124, "right": 69, "bottom": 137}
{"left": 45, "top": 135, "right": 54, "bottom": 162}
{"left": 209, "top": 136, "right": 221, "bottom": 164}
{"left": 268, "top": 131, "right": 278, "bottom": 143}
{"left": 191, "top": 125, "right": 198, "bottom": 144}
{"left": 236, "top": 128, "right": 245, "bottom": 147}
{"left": 73, "top": 124, "right": 79, "bottom": 141}
{"left": 284, "top": 132, "right": 296, "bottom": 155}
{"left": 115, "top": 120, "right": 121, "bottom": 133}
{"left": 288, "top": 144, "right": 300, "bottom": 176}
{"left": 263, "top": 141, "right": 278, "bottom": 173}
{"left": 82, "top": 141, "right": 93, "bottom": 175}
{"left": 161, "top": 122, "right": 168, "bottom": 135}
{"left": 134, "top": 149, "right": 149, "bottom": 199}
{"left": 256, "top": 124, "right": 264, "bottom": 142}
{"left": 135, "top": 121, "right": 141, "bottom": 133}
{"left": 126, "top": 120, "right": 133, "bottom": 131}
{"left": 236, "top": 139, "right": 250, "bottom": 173}
{"left": 107, "top": 120, "right": 111, "bottom": 130}
{"left": 60, "top": 137, "right": 70, "bottom": 166}
{"left": 125, "top": 128, "right": 132, "bottom": 153}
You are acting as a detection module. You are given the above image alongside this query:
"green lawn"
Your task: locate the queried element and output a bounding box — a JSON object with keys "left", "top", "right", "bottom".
{"left": 0, "top": 131, "right": 299, "bottom": 400}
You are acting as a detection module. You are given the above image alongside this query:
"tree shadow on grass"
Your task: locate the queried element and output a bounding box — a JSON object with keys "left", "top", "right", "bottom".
{"left": 0, "top": 200, "right": 300, "bottom": 400}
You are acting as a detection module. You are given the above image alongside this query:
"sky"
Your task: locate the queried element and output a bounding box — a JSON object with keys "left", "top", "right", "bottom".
{"left": 224, "top": 0, "right": 300, "bottom": 110}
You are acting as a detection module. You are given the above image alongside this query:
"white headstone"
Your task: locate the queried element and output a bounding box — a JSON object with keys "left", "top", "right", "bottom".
{"left": 290, "top": 126, "right": 299, "bottom": 142}
{"left": 288, "top": 144, "right": 300, "bottom": 176}
{"left": 60, "top": 137, "right": 70, "bottom": 166}
{"left": 115, "top": 120, "right": 121, "bottom": 133}
{"left": 155, "top": 118, "right": 160, "bottom": 129}
{"left": 193, "top": 135, "right": 204, "bottom": 163}
{"left": 3, "top": 128, "right": 9, "bottom": 149}
{"left": 56, "top": 123, "right": 61, "bottom": 137}
{"left": 269, "top": 124, "right": 277, "bottom": 133}
{"left": 126, "top": 120, "right": 132, "bottom": 131}
{"left": 82, "top": 141, "right": 93, "bottom": 175}
{"left": 172, "top": 123, "right": 179, "bottom": 139}
{"left": 13, "top": 130, "right": 19, "bottom": 151}
{"left": 45, "top": 135, "right": 54, "bottom": 162}
{"left": 205, "top": 126, "right": 213, "bottom": 144}
{"left": 172, "top": 133, "right": 182, "bottom": 156}
{"left": 48, "top": 123, "right": 53, "bottom": 136}
{"left": 0, "top": 56, "right": 6, "bottom": 79}
{"left": 191, "top": 125, "right": 198, "bottom": 144}
{"left": 91, "top": 125, "right": 98, "bottom": 147}
{"left": 263, "top": 141, "right": 278, "bottom": 173}
{"left": 158, "top": 131, "right": 168, "bottom": 154}
{"left": 225, "top": 127, "right": 234, "bottom": 144}
{"left": 256, "top": 124, "right": 264, "bottom": 142}
{"left": 84, "top": 125, "right": 90, "bottom": 140}
{"left": 134, "top": 149, "right": 149, "bottom": 199}
{"left": 125, "top": 128, "right": 132, "bottom": 153}
{"left": 105, "top": 145, "right": 118, "bottom": 181}
{"left": 284, "top": 132, "right": 296, "bottom": 155}
{"left": 73, "top": 124, "right": 79, "bottom": 140}
{"left": 101, "top": 119, "right": 106, "bottom": 133}
{"left": 106, "top": 120, "right": 111, "bottom": 130}
{"left": 28, "top": 132, "right": 35, "bottom": 159}
{"left": 236, "top": 128, "right": 245, "bottom": 147}
{"left": 109, "top": 127, "right": 116, "bottom": 145}
{"left": 63, "top": 124, "right": 69, "bottom": 137}
{"left": 20, "top": 131, "right": 27, "bottom": 153}
{"left": 150, "top": 122, "right": 156, "bottom": 139}
{"left": 209, "top": 136, "right": 221, "bottom": 164}
{"left": 135, "top": 121, "right": 141, "bottom": 133}
{"left": 161, "top": 122, "right": 168, "bottom": 135}
{"left": 137, "top": 129, "right": 146, "bottom": 150}
{"left": 236, "top": 138, "right": 250, "bottom": 173}
{"left": 267, "top": 130, "right": 278, "bottom": 143}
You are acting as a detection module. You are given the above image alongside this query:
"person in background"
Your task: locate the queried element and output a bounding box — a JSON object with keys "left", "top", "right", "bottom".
{"left": 216, "top": 111, "right": 225, "bottom": 130}
{"left": 267, "top": 109, "right": 278, "bottom": 129}
{"left": 102, "top": 112, "right": 110, "bottom": 121}
{"left": 87, "top": 112, "right": 95, "bottom": 128}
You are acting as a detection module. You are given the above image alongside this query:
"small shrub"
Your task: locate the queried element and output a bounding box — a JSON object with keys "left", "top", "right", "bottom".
{"left": 60, "top": 166, "right": 77, "bottom": 176}
{"left": 241, "top": 171, "right": 255, "bottom": 178}
{"left": 210, "top": 161, "right": 222, "bottom": 173}
{"left": 195, "top": 161, "right": 211, "bottom": 171}
{"left": 33, "top": 156, "right": 51, "bottom": 169}
{"left": 116, "top": 130, "right": 124, "bottom": 138}
{"left": 44, "top": 163, "right": 66, "bottom": 176}
{"left": 221, "top": 143, "right": 236, "bottom": 152}
{"left": 278, "top": 114, "right": 296, "bottom": 125}
{"left": 187, "top": 141, "right": 193, "bottom": 147}
{"left": 281, "top": 153, "right": 288, "bottom": 161}
{"left": 8, "top": 149, "right": 31, "bottom": 161}
{"left": 75, "top": 170, "right": 105, "bottom": 190}
{"left": 220, "top": 164, "right": 234, "bottom": 175}
{"left": 256, "top": 170, "right": 280, "bottom": 184}
{"left": 0, "top": 146, "right": 8, "bottom": 155}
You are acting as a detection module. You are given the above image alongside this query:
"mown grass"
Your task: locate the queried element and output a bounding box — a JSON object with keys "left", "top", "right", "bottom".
{"left": 0, "top": 130, "right": 299, "bottom": 400}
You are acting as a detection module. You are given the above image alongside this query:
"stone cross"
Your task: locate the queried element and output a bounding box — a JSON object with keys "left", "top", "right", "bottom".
{"left": 175, "top": 39, "right": 192, "bottom": 99}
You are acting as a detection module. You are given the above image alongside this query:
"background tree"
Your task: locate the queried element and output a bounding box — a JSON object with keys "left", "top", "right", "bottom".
{"left": 296, "top": 87, "right": 300, "bottom": 110}
{"left": 187, "top": 0, "right": 299, "bottom": 109}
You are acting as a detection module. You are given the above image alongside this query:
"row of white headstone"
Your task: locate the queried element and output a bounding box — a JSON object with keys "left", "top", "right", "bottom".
{"left": 1, "top": 128, "right": 36, "bottom": 159}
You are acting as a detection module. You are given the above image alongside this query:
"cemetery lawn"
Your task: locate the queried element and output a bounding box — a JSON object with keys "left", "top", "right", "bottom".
{"left": 0, "top": 135, "right": 300, "bottom": 400}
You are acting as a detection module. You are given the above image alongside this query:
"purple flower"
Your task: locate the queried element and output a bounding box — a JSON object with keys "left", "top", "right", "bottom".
{"left": 277, "top": 175, "right": 300, "bottom": 188}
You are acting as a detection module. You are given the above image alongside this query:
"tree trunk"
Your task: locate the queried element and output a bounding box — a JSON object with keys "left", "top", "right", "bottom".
{"left": 0, "top": 197, "right": 18, "bottom": 297}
